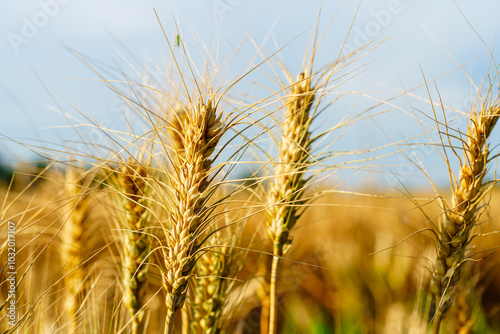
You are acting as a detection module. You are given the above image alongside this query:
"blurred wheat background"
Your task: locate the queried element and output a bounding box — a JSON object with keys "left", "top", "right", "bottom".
{"left": 1, "top": 1, "right": 500, "bottom": 334}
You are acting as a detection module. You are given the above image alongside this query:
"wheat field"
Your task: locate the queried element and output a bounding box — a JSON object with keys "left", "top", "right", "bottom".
{"left": 1, "top": 10, "right": 500, "bottom": 334}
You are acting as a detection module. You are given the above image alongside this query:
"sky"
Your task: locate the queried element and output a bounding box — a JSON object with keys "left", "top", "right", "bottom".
{"left": 1, "top": 0, "right": 500, "bottom": 189}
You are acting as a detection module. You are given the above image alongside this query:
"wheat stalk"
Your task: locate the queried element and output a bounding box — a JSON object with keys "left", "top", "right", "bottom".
{"left": 430, "top": 103, "right": 500, "bottom": 333}
{"left": 114, "top": 158, "right": 152, "bottom": 334}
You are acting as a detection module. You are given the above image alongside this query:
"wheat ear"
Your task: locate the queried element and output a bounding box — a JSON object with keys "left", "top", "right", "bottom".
{"left": 265, "top": 71, "right": 315, "bottom": 334}
{"left": 162, "top": 96, "right": 223, "bottom": 334}
{"left": 115, "top": 159, "right": 152, "bottom": 334}
{"left": 61, "top": 167, "right": 91, "bottom": 333}
{"left": 189, "top": 224, "right": 243, "bottom": 334}
{"left": 266, "top": 72, "right": 314, "bottom": 253}
{"left": 430, "top": 103, "right": 500, "bottom": 333}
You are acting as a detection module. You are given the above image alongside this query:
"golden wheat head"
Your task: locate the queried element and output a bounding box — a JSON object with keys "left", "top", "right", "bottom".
{"left": 431, "top": 103, "right": 500, "bottom": 332}
{"left": 162, "top": 95, "right": 224, "bottom": 333}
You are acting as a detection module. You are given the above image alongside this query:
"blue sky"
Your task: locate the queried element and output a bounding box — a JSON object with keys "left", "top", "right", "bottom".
{"left": 1, "top": 0, "right": 500, "bottom": 188}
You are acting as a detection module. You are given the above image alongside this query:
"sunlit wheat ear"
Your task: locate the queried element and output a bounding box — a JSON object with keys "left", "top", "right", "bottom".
{"left": 162, "top": 95, "right": 224, "bottom": 334}
{"left": 266, "top": 71, "right": 314, "bottom": 257}
{"left": 263, "top": 69, "right": 317, "bottom": 334}
{"left": 114, "top": 158, "right": 153, "bottom": 334}
{"left": 451, "top": 287, "right": 474, "bottom": 334}
{"left": 61, "top": 167, "right": 91, "bottom": 333}
{"left": 430, "top": 103, "right": 500, "bottom": 333}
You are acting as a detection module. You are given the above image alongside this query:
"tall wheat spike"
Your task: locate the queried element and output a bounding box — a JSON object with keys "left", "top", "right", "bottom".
{"left": 262, "top": 36, "right": 349, "bottom": 330}
{"left": 162, "top": 96, "right": 224, "bottom": 334}
{"left": 265, "top": 71, "right": 315, "bottom": 334}
{"left": 266, "top": 71, "right": 314, "bottom": 251}
{"left": 430, "top": 102, "right": 500, "bottom": 333}
{"left": 61, "top": 167, "right": 91, "bottom": 333}
{"left": 115, "top": 158, "right": 152, "bottom": 334}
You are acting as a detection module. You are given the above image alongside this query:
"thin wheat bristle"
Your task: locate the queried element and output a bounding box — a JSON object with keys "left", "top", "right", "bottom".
{"left": 115, "top": 159, "right": 152, "bottom": 334}
{"left": 431, "top": 103, "right": 500, "bottom": 331}
{"left": 162, "top": 96, "right": 224, "bottom": 333}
